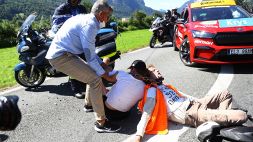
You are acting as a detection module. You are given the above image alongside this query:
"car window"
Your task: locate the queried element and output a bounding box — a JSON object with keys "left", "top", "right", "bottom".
{"left": 182, "top": 9, "right": 189, "bottom": 23}
{"left": 191, "top": 5, "right": 251, "bottom": 22}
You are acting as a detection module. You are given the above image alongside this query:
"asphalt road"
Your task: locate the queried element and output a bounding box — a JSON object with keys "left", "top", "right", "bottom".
{"left": 1, "top": 46, "right": 253, "bottom": 142}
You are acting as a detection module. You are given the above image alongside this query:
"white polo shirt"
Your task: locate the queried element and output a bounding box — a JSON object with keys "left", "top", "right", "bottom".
{"left": 106, "top": 71, "right": 145, "bottom": 112}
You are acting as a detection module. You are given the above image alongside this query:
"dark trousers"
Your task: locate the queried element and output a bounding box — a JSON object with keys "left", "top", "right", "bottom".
{"left": 103, "top": 96, "right": 130, "bottom": 121}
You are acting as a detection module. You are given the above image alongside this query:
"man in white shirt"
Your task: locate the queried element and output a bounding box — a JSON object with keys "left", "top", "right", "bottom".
{"left": 45, "top": 0, "right": 120, "bottom": 133}
{"left": 84, "top": 60, "right": 150, "bottom": 121}
{"left": 105, "top": 60, "right": 149, "bottom": 120}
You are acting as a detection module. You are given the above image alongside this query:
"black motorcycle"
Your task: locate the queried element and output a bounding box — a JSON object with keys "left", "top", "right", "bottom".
{"left": 149, "top": 17, "right": 175, "bottom": 48}
{"left": 14, "top": 13, "right": 120, "bottom": 88}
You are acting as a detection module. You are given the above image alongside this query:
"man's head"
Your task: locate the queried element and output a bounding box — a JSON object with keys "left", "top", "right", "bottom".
{"left": 147, "top": 64, "right": 164, "bottom": 84}
{"left": 128, "top": 60, "right": 149, "bottom": 78}
{"left": 68, "top": 0, "right": 81, "bottom": 6}
{"left": 91, "top": 0, "right": 113, "bottom": 23}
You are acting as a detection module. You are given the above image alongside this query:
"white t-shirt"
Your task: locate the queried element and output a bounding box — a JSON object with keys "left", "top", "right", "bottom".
{"left": 106, "top": 71, "right": 145, "bottom": 112}
{"left": 147, "top": 85, "right": 190, "bottom": 123}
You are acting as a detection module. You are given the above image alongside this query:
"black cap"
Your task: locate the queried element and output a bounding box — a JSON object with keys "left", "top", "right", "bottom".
{"left": 128, "top": 60, "right": 150, "bottom": 77}
{"left": 128, "top": 60, "right": 146, "bottom": 70}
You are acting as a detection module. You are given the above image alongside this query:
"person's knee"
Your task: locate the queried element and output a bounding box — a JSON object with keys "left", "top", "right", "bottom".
{"left": 89, "top": 76, "right": 102, "bottom": 87}
{"left": 236, "top": 110, "right": 248, "bottom": 123}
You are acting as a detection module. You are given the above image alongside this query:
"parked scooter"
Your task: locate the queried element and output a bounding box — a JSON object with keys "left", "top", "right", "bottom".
{"left": 14, "top": 13, "right": 120, "bottom": 88}
{"left": 149, "top": 16, "right": 175, "bottom": 48}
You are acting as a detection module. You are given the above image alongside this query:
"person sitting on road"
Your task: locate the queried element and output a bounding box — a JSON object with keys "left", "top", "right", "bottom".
{"left": 84, "top": 60, "right": 150, "bottom": 121}
{"left": 132, "top": 65, "right": 250, "bottom": 142}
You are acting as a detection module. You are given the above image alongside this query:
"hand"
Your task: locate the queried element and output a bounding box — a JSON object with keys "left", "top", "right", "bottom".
{"left": 101, "top": 62, "right": 112, "bottom": 72}
{"left": 122, "top": 135, "right": 142, "bottom": 142}
{"left": 132, "top": 135, "right": 142, "bottom": 142}
{"left": 101, "top": 71, "right": 118, "bottom": 82}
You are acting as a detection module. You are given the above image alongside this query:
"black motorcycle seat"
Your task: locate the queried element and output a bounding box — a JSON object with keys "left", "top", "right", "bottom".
{"left": 96, "top": 32, "right": 117, "bottom": 46}
{"left": 96, "top": 42, "right": 116, "bottom": 57}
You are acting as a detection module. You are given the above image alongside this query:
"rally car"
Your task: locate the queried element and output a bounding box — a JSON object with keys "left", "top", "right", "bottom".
{"left": 173, "top": 0, "right": 253, "bottom": 66}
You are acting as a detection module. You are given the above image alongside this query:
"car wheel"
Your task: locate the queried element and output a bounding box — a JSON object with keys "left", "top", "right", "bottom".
{"left": 179, "top": 37, "right": 195, "bottom": 66}
{"left": 173, "top": 27, "right": 179, "bottom": 51}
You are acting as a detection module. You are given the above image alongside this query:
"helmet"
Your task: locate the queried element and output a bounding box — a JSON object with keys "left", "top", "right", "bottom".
{"left": 165, "top": 10, "right": 171, "bottom": 16}
{"left": 196, "top": 121, "right": 221, "bottom": 142}
{"left": 0, "top": 95, "right": 22, "bottom": 131}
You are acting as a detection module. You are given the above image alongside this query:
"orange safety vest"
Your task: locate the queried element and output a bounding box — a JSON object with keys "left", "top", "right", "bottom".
{"left": 138, "top": 84, "right": 184, "bottom": 135}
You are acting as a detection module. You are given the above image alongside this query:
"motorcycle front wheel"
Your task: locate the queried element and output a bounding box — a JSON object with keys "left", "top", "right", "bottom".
{"left": 15, "top": 67, "right": 46, "bottom": 88}
{"left": 149, "top": 35, "right": 157, "bottom": 48}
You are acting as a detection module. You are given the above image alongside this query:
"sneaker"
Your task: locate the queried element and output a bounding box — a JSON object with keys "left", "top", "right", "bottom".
{"left": 75, "top": 93, "right": 85, "bottom": 99}
{"left": 83, "top": 105, "right": 93, "bottom": 112}
{"left": 94, "top": 120, "right": 121, "bottom": 133}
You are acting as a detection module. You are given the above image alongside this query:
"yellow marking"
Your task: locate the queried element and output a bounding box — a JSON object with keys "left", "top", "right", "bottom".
{"left": 191, "top": 0, "right": 236, "bottom": 8}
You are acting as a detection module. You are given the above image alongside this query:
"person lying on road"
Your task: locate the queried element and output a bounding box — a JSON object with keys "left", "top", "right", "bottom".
{"left": 132, "top": 65, "right": 250, "bottom": 142}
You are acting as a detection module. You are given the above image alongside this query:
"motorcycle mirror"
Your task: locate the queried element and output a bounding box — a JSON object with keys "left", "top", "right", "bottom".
{"left": 109, "top": 22, "right": 117, "bottom": 28}
{"left": 176, "top": 18, "right": 185, "bottom": 24}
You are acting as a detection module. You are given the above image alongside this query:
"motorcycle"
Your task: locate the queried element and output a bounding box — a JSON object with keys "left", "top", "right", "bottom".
{"left": 14, "top": 13, "right": 120, "bottom": 88}
{"left": 149, "top": 17, "right": 174, "bottom": 48}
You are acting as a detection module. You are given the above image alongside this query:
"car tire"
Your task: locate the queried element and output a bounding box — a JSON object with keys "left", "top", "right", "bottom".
{"left": 173, "top": 27, "right": 179, "bottom": 51}
{"left": 179, "top": 37, "right": 195, "bottom": 66}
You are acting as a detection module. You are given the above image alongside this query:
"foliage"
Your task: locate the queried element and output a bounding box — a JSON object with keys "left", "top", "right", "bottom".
{"left": 0, "top": 20, "right": 17, "bottom": 47}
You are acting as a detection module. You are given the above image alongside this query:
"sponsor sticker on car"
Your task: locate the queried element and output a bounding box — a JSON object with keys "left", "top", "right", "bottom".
{"left": 219, "top": 18, "right": 253, "bottom": 28}
{"left": 191, "top": 0, "right": 236, "bottom": 8}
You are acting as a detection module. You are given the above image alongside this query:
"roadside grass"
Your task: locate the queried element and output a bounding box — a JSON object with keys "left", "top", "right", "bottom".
{"left": 0, "top": 29, "right": 152, "bottom": 90}
{"left": 0, "top": 47, "right": 19, "bottom": 89}
{"left": 116, "top": 29, "right": 152, "bottom": 53}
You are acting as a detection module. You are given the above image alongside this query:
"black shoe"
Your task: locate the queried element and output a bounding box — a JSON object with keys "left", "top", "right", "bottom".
{"left": 94, "top": 120, "right": 121, "bottom": 133}
{"left": 248, "top": 115, "right": 253, "bottom": 122}
{"left": 83, "top": 105, "right": 93, "bottom": 112}
{"left": 75, "top": 93, "right": 85, "bottom": 99}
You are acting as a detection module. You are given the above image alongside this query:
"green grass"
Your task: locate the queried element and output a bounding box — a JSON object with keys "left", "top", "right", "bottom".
{"left": 116, "top": 29, "right": 152, "bottom": 53}
{"left": 0, "top": 29, "right": 152, "bottom": 90}
{"left": 0, "top": 47, "right": 19, "bottom": 89}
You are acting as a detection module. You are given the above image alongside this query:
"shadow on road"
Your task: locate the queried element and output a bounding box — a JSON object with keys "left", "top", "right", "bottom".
{"left": 113, "top": 106, "right": 142, "bottom": 135}
{"left": 233, "top": 63, "right": 253, "bottom": 74}
{"left": 189, "top": 63, "right": 253, "bottom": 74}
{"left": 24, "top": 82, "right": 73, "bottom": 97}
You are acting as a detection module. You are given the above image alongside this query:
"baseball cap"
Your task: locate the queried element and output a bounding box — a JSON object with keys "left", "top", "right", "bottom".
{"left": 128, "top": 60, "right": 146, "bottom": 70}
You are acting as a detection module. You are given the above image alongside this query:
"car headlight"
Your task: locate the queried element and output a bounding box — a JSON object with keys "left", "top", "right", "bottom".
{"left": 192, "top": 30, "right": 215, "bottom": 38}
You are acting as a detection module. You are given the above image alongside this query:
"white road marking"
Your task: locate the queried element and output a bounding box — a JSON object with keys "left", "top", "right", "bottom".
{"left": 206, "top": 65, "right": 234, "bottom": 96}
{"left": 131, "top": 65, "right": 234, "bottom": 142}
{"left": 0, "top": 78, "right": 52, "bottom": 96}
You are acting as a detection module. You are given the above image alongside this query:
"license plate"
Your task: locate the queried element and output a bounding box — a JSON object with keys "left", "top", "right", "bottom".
{"left": 228, "top": 48, "right": 253, "bottom": 55}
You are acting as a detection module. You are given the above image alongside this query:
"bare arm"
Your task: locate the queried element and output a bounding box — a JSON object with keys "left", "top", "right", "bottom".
{"left": 134, "top": 87, "right": 157, "bottom": 141}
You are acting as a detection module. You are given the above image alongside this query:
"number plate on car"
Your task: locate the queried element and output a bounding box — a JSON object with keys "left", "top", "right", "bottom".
{"left": 228, "top": 48, "right": 253, "bottom": 55}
